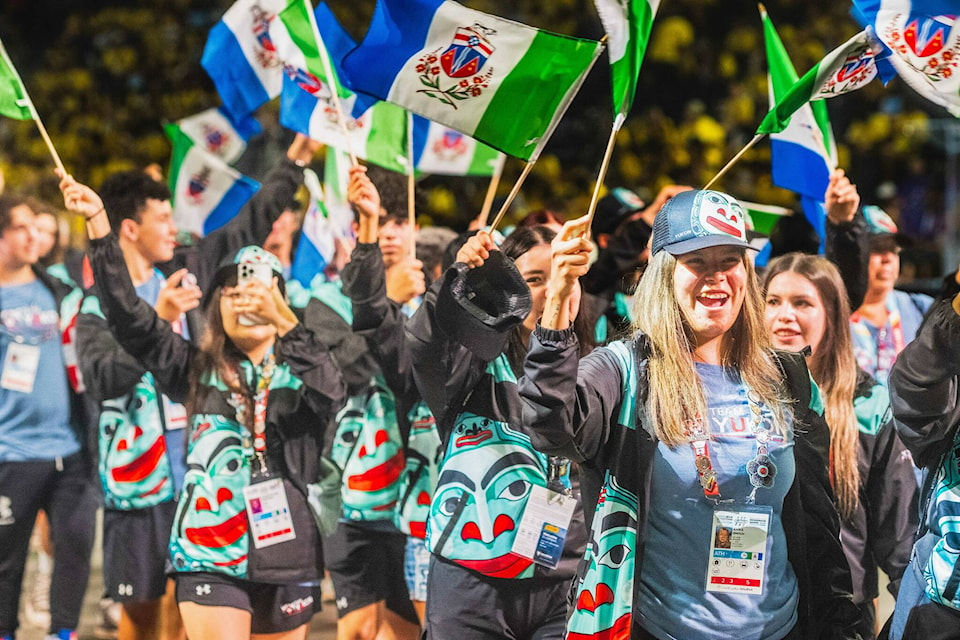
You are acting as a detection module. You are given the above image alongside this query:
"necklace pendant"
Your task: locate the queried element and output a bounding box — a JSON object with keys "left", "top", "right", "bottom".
{"left": 747, "top": 453, "right": 777, "bottom": 489}
{"left": 699, "top": 469, "right": 718, "bottom": 491}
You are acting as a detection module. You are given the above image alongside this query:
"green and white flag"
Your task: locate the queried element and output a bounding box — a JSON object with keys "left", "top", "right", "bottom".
{"left": 272, "top": 0, "right": 408, "bottom": 172}
{"left": 758, "top": 30, "right": 877, "bottom": 135}
{"left": 340, "top": 0, "right": 605, "bottom": 162}
{"left": 594, "top": 0, "right": 660, "bottom": 121}
{"left": 165, "top": 123, "right": 260, "bottom": 238}
{"left": 0, "top": 37, "right": 32, "bottom": 120}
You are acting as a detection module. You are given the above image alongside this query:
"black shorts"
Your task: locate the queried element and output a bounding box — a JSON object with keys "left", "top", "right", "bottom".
{"left": 175, "top": 572, "right": 320, "bottom": 634}
{"left": 103, "top": 501, "right": 177, "bottom": 602}
{"left": 323, "top": 521, "right": 417, "bottom": 623}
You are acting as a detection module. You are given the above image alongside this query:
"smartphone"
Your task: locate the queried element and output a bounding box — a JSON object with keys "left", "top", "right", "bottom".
{"left": 237, "top": 262, "right": 273, "bottom": 287}
{"left": 236, "top": 263, "right": 273, "bottom": 326}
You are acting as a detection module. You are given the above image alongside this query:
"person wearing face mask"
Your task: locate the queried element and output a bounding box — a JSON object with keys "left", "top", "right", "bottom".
{"left": 763, "top": 253, "right": 917, "bottom": 639}
{"left": 404, "top": 221, "right": 590, "bottom": 639}
{"left": 59, "top": 172, "right": 346, "bottom": 640}
{"left": 520, "top": 190, "right": 860, "bottom": 640}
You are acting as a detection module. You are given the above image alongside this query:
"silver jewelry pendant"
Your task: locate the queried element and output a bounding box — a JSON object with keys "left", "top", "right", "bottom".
{"left": 747, "top": 453, "right": 776, "bottom": 488}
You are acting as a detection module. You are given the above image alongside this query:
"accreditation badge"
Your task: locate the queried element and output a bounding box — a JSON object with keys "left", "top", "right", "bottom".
{"left": 511, "top": 485, "right": 576, "bottom": 569}
{"left": 243, "top": 478, "right": 297, "bottom": 549}
{"left": 705, "top": 504, "right": 772, "bottom": 595}
{"left": 1, "top": 343, "right": 40, "bottom": 393}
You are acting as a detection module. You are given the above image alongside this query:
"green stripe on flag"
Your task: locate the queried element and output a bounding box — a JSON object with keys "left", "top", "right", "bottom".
{"left": 474, "top": 32, "right": 600, "bottom": 160}
{"left": 757, "top": 67, "right": 818, "bottom": 134}
{"left": 365, "top": 102, "right": 408, "bottom": 173}
{"left": 0, "top": 39, "right": 32, "bottom": 120}
{"left": 278, "top": 0, "right": 350, "bottom": 99}
{"left": 609, "top": 0, "right": 657, "bottom": 117}
{"left": 164, "top": 123, "right": 194, "bottom": 204}
{"left": 467, "top": 146, "right": 501, "bottom": 176}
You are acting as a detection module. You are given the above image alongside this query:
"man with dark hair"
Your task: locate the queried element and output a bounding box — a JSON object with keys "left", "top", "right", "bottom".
{"left": 0, "top": 194, "right": 97, "bottom": 640}
{"left": 75, "top": 134, "right": 320, "bottom": 640}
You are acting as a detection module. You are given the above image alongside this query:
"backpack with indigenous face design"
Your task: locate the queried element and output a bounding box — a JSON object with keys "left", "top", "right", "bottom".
{"left": 331, "top": 375, "right": 406, "bottom": 522}
{"left": 395, "top": 400, "right": 441, "bottom": 539}
{"left": 426, "top": 354, "right": 553, "bottom": 580}
{"left": 922, "top": 429, "right": 960, "bottom": 610}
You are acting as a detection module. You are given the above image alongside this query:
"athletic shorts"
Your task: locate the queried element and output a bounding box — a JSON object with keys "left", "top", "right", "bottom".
{"left": 175, "top": 572, "right": 320, "bottom": 634}
{"left": 404, "top": 536, "right": 430, "bottom": 603}
{"left": 103, "top": 501, "right": 177, "bottom": 602}
{"left": 323, "top": 521, "right": 417, "bottom": 623}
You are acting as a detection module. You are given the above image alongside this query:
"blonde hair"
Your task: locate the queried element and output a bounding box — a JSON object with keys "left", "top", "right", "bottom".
{"left": 632, "top": 249, "right": 788, "bottom": 447}
{"left": 763, "top": 253, "right": 860, "bottom": 519}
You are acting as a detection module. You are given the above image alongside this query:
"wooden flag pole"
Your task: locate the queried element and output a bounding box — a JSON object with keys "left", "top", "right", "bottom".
{"left": 703, "top": 134, "right": 764, "bottom": 190}
{"left": 476, "top": 155, "right": 504, "bottom": 228}
{"left": 29, "top": 105, "right": 65, "bottom": 176}
{"left": 406, "top": 111, "right": 417, "bottom": 257}
{"left": 304, "top": 0, "right": 358, "bottom": 167}
{"left": 488, "top": 161, "right": 535, "bottom": 232}
{"left": 585, "top": 113, "right": 624, "bottom": 230}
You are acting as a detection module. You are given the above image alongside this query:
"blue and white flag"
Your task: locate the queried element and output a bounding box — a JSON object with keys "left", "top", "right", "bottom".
{"left": 171, "top": 107, "right": 261, "bottom": 165}
{"left": 852, "top": 0, "right": 960, "bottom": 117}
{"left": 202, "top": 0, "right": 289, "bottom": 121}
{"left": 762, "top": 6, "right": 837, "bottom": 249}
{"left": 291, "top": 147, "right": 354, "bottom": 286}
{"left": 166, "top": 123, "right": 261, "bottom": 237}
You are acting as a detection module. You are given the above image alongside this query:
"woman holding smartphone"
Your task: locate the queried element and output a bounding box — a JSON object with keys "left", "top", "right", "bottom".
{"left": 60, "top": 172, "right": 346, "bottom": 640}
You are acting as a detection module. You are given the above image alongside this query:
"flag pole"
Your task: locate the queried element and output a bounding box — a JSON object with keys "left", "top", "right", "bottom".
{"left": 303, "top": 0, "right": 358, "bottom": 167}
{"left": 28, "top": 105, "right": 65, "bottom": 176}
{"left": 406, "top": 111, "right": 417, "bottom": 257}
{"left": 476, "top": 155, "right": 504, "bottom": 228}
{"left": 703, "top": 134, "right": 764, "bottom": 190}
{"left": 0, "top": 39, "right": 65, "bottom": 175}
{"left": 488, "top": 161, "right": 535, "bottom": 232}
{"left": 585, "top": 113, "right": 624, "bottom": 230}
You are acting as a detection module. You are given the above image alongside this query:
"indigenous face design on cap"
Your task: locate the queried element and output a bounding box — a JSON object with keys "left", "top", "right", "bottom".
{"left": 171, "top": 416, "right": 250, "bottom": 574}
{"left": 428, "top": 411, "right": 548, "bottom": 579}
{"left": 861, "top": 205, "right": 898, "bottom": 235}
{"left": 653, "top": 190, "right": 752, "bottom": 256}
{"left": 234, "top": 245, "right": 283, "bottom": 273}
{"left": 694, "top": 191, "right": 747, "bottom": 242}
{"left": 334, "top": 379, "right": 406, "bottom": 519}
{"left": 99, "top": 379, "right": 173, "bottom": 507}
{"left": 567, "top": 477, "right": 638, "bottom": 640}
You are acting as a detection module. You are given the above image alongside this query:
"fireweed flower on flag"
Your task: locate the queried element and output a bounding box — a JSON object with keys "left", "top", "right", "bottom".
{"left": 758, "top": 30, "right": 879, "bottom": 135}
{"left": 340, "top": 0, "right": 603, "bottom": 161}
{"left": 852, "top": 0, "right": 960, "bottom": 117}
{"left": 165, "top": 123, "right": 261, "bottom": 238}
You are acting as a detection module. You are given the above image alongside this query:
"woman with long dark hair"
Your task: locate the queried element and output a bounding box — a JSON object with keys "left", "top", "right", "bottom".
{"left": 60, "top": 173, "right": 345, "bottom": 640}
{"left": 763, "top": 253, "right": 916, "bottom": 638}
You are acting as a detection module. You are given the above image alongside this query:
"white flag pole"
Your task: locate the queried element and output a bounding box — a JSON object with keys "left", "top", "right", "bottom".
{"left": 303, "top": 0, "right": 358, "bottom": 167}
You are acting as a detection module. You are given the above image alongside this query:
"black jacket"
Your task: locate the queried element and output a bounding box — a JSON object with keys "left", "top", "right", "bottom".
{"left": 519, "top": 328, "right": 862, "bottom": 639}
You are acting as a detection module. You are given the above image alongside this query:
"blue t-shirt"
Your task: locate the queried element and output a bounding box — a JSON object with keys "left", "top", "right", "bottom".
{"left": 0, "top": 280, "right": 78, "bottom": 461}
{"left": 636, "top": 363, "right": 798, "bottom": 640}
{"left": 135, "top": 271, "right": 188, "bottom": 493}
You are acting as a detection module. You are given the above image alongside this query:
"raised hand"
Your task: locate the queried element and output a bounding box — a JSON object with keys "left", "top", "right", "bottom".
{"left": 455, "top": 230, "right": 496, "bottom": 268}
{"left": 386, "top": 258, "right": 426, "bottom": 304}
{"left": 825, "top": 169, "right": 860, "bottom": 224}
{"left": 155, "top": 269, "right": 202, "bottom": 323}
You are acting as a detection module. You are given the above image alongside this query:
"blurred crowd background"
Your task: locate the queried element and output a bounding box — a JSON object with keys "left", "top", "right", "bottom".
{"left": 0, "top": 0, "right": 955, "bottom": 282}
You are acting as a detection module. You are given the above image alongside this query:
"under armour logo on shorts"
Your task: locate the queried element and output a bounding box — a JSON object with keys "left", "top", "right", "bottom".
{"left": 196, "top": 584, "right": 212, "bottom": 596}
{"left": 118, "top": 583, "right": 133, "bottom": 597}
{"left": 336, "top": 596, "right": 348, "bottom": 610}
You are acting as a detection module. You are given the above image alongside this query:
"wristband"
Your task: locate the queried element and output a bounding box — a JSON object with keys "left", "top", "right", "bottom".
{"left": 86, "top": 207, "right": 106, "bottom": 221}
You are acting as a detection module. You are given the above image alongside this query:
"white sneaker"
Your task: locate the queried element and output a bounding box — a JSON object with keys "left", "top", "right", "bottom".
{"left": 23, "top": 559, "right": 51, "bottom": 629}
{"left": 93, "top": 598, "right": 120, "bottom": 640}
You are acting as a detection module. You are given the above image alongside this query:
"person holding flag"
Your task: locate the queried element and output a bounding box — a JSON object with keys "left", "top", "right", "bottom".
{"left": 519, "top": 191, "right": 862, "bottom": 639}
